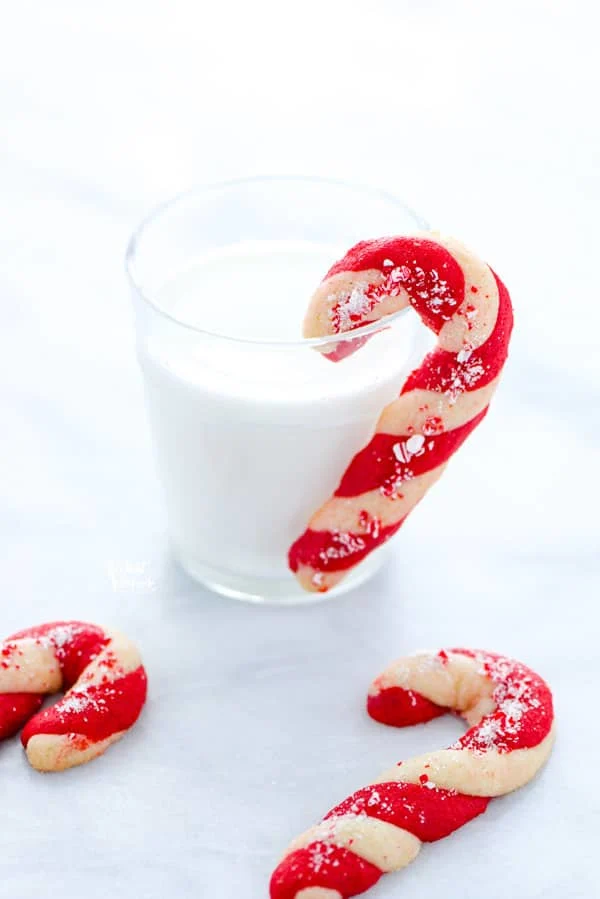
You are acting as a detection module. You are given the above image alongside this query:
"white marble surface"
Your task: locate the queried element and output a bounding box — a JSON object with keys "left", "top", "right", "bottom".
{"left": 1, "top": 2, "right": 598, "bottom": 897}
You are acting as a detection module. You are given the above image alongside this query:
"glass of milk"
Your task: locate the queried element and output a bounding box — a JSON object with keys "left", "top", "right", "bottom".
{"left": 126, "top": 177, "right": 429, "bottom": 603}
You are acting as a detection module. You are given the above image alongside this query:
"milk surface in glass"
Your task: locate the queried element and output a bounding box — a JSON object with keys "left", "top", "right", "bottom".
{"left": 138, "top": 239, "right": 422, "bottom": 600}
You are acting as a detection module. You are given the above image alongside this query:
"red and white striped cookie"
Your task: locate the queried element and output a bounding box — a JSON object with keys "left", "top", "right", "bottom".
{"left": 270, "top": 648, "right": 555, "bottom": 899}
{"left": 289, "top": 234, "right": 513, "bottom": 592}
{"left": 0, "top": 621, "right": 147, "bottom": 771}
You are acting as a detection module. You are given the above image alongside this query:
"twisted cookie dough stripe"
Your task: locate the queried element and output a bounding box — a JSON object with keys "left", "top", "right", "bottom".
{"left": 369, "top": 649, "right": 554, "bottom": 751}
{"left": 289, "top": 235, "right": 513, "bottom": 592}
{"left": 0, "top": 621, "right": 147, "bottom": 771}
{"left": 270, "top": 650, "right": 554, "bottom": 899}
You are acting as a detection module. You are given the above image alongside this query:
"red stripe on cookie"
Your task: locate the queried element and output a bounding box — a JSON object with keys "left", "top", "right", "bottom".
{"left": 21, "top": 666, "right": 148, "bottom": 745}
{"left": 367, "top": 685, "right": 445, "bottom": 727}
{"left": 325, "top": 781, "right": 489, "bottom": 843}
{"left": 335, "top": 408, "right": 488, "bottom": 498}
{"left": 270, "top": 843, "right": 382, "bottom": 899}
{"left": 288, "top": 520, "right": 403, "bottom": 574}
{"left": 402, "top": 272, "right": 513, "bottom": 395}
{"left": 325, "top": 237, "right": 465, "bottom": 333}
{"left": 0, "top": 693, "right": 44, "bottom": 740}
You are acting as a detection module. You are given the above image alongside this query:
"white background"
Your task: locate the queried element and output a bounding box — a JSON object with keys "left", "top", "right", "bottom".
{"left": 1, "top": 2, "right": 598, "bottom": 898}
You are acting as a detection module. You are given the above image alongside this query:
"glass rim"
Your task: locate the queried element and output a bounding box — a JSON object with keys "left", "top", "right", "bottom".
{"left": 124, "top": 174, "right": 429, "bottom": 348}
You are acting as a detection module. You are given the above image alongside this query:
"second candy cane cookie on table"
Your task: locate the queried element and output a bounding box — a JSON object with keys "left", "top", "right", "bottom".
{"left": 271, "top": 648, "right": 555, "bottom": 899}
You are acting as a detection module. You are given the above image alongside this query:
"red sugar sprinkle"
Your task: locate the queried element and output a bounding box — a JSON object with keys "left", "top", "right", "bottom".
{"left": 423, "top": 416, "right": 444, "bottom": 436}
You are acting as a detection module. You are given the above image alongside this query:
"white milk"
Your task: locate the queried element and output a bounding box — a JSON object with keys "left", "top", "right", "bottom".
{"left": 138, "top": 241, "right": 424, "bottom": 601}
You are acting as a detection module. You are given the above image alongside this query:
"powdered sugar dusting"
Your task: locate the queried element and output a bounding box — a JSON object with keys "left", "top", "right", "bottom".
{"left": 33, "top": 623, "right": 87, "bottom": 658}
{"left": 376, "top": 262, "right": 456, "bottom": 318}
{"left": 467, "top": 717, "right": 504, "bottom": 751}
{"left": 318, "top": 532, "right": 366, "bottom": 565}
{"left": 47, "top": 624, "right": 82, "bottom": 649}
{"left": 327, "top": 257, "right": 459, "bottom": 336}
{"left": 307, "top": 842, "right": 340, "bottom": 873}
{"left": 456, "top": 344, "right": 473, "bottom": 364}
{"left": 58, "top": 689, "right": 104, "bottom": 717}
{"left": 329, "top": 286, "right": 378, "bottom": 333}
{"left": 47, "top": 679, "right": 129, "bottom": 727}
{"left": 452, "top": 651, "right": 552, "bottom": 754}
{"left": 379, "top": 429, "right": 438, "bottom": 498}
{"left": 445, "top": 360, "right": 487, "bottom": 404}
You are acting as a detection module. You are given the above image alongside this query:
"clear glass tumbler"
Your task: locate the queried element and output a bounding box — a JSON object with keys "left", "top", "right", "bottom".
{"left": 126, "top": 176, "right": 428, "bottom": 603}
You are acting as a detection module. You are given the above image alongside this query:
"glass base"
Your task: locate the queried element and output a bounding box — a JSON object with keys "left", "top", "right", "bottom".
{"left": 174, "top": 544, "right": 390, "bottom": 605}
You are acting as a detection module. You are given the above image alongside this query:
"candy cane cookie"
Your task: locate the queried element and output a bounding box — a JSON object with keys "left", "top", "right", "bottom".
{"left": 0, "top": 621, "right": 147, "bottom": 771}
{"left": 289, "top": 235, "right": 513, "bottom": 592}
{"left": 270, "top": 648, "right": 555, "bottom": 899}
